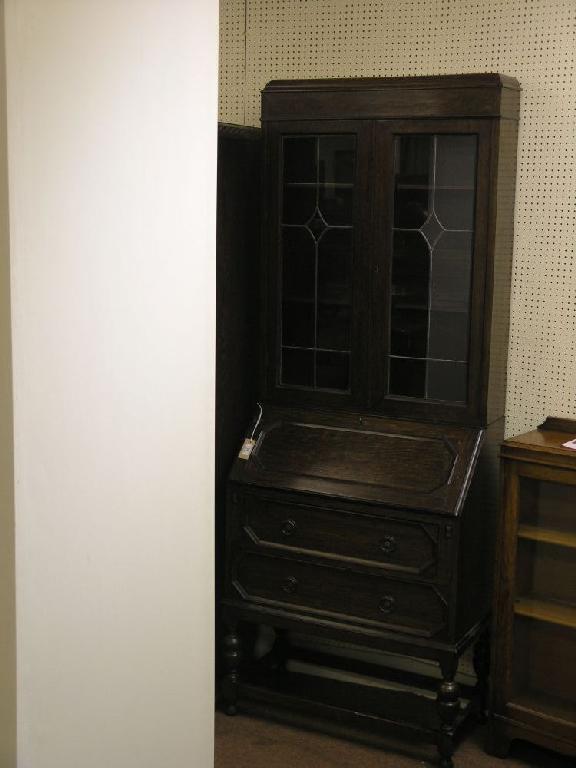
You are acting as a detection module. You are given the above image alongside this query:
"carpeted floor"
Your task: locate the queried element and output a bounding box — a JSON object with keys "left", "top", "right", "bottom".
{"left": 215, "top": 712, "right": 573, "bottom": 768}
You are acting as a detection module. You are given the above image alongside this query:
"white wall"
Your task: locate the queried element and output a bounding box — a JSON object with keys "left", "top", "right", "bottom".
{"left": 5, "top": 1, "right": 218, "bottom": 766}
{"left": 0, "top": 0, "right": 16, "bottom": 763}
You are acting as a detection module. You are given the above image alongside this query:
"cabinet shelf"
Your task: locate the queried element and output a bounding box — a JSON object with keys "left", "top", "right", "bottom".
{"left": 395, "top": 184, "right": 475, "bottom": 191}
{"left": 514, "top": 598, "right": 576, "bottom": 630}
{"left": 283, "top": 345, "right": 351, "bottom": 355}
{"left": 284, "top": 296, "right": 351, "bottom": 307}
{"left": 390, "top": 354, "right": 467, "bottom": 364}
{"left": 518, "top": 524, "right": 576, "bottom": 550}
{"left": 285, "top": 182, "right": 354, "bottom": 188}
{"left": 512, "top": 693, "right": 576, "bottom": 727}
{"left": 391, "top": 302, "right": 428, "bottom": 311}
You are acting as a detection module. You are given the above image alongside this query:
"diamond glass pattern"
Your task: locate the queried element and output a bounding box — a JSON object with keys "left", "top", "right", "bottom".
{"left": 390, "top": 134, "right": 477, "bottom": 403}
{"left": 420, "top": 211, "right": 444, "bottom": 249}
{"left": 306, "top": 208, "right": 328, "bottom": 241}
{"left": 279, "top": 134, "right": 356, "bottom": 392}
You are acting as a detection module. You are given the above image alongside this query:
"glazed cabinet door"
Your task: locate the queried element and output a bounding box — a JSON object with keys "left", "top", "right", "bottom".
{"left": 262, "top": 121, "right": 372, "bottom": 408}
{"left": 493, "top": 459, "right": 576, "bottom": 740}
{"left": 371, "top": 120, "right": 492, "bottom": 424}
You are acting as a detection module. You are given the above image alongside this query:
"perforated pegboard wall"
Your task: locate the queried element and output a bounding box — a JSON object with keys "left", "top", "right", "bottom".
{"left": 219, "top": 0, "right": 576, "bottom": 437}
{"left": 219, "top": 0, "right": 246, "bottom": 124}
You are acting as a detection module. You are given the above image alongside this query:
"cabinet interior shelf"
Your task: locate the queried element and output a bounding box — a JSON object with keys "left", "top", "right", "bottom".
{"left": 512, "top": 693, "right": 576, "bottom": 727}
{"left": 518, "top": 524, "right": 576, "bottom": 550}
{"left": 283, "top": 345, "right": 351, "bottom": 355}
{"left": 283, "top": 297, "right": 351, "bottom": 307}
{"left": 389, "top": 354, "right": 467, "bottom": 364}
{"left": 395, "top": 184, "right": 475, "bottom": 191}
{"left": 514, "top": 597, "right": 576, "bottom": 630}
{"left": 393, "top": 226, "right": 474, "bottom": 235}
{"left": 285, "top": 182, "right": 354, "bottom": 188}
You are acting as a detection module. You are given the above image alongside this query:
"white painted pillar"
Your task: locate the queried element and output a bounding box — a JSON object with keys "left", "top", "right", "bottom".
{"left": 4, "top": 1, "right": 218, "bottom": 765}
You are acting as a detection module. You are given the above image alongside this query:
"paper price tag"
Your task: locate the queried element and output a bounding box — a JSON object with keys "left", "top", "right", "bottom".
{"left": 238, "top": 438, "right": 256, "bottom": 460}
{"left": 562, "top": 438, "right": 576, "bottom": 451}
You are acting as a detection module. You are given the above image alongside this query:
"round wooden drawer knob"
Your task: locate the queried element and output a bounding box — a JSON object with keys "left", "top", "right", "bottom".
{"left": 281, "top": 519, "right": 297, "bottom": 537}
{"left": 379, "top": 595, "right": 396, "bottom": 614}
{"left": 281, "top": 576, "right": 298, "bottom": 595}
{"left": 379, "top": 535, "right": 397, "bottom": 555}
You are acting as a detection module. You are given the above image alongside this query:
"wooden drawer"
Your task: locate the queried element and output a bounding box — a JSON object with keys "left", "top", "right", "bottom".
{"left": 241, "top": 496, "right": 440, "bottom": 577}
{"left": 232, "top": 551, "right": 448, "bottom": 638}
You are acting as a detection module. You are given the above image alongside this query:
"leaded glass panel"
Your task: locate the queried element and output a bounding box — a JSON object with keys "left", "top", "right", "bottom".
{"left": 389, "top": 134, "right": 477, "bottom": 403}
{"left": 279, "top": 135, "right": 356, "bottom": 392}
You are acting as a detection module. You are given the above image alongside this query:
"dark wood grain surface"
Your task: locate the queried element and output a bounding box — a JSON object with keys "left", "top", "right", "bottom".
{"left": 242, "top": 494, "right": 440, "bottom": 577}
{"left": 232, "top": 550, "right": 448, "bottom": 638}
{"left": 263, "top": 74, "right": 520, "bottom": 121}
{"left": 230, "top": 406, "right": 483, "bottom": 515}
{"left": 220, "top": 75, "right": 521, "bottom": 768}
{"left": 488, "top": 423, "right": 576, "bottom": 759}
{"left": 260, "top": 78, "right": 519, "bottom": 427}
{"left": 216, "top": 123, "right": 261, "bottom": 675}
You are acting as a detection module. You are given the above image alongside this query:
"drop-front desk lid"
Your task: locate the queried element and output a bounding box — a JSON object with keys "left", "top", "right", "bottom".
{"left": 230, "top": 407, "right": 484, "bottom": 517}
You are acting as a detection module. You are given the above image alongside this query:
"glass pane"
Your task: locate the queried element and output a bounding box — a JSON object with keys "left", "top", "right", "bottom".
{"left": 519, "top": 478, "right": 576, "bottom": 535}
{"left": 318, "top": 186, "right": 354, "bottom": 225}
{"left": 390, "top": 309, "right": 428, "bottom": 358}
{"left": 282, "top": 228, "right": 315, "bottom": 302}
{"left": 395, "top": 135, "right": 432, "bottom": 186}
{"left": 281, "top": 348, "right": 314, "bottom": 387}
{"left": 426, "top": 360, "right": 467, "bottom": 402}
{"left": 511, "top": 476, "right": 576, "bottom": 725}
{"left": 283, "top": 137, "right": 317, "bottom": 183}
{"left": 516, "top": 538, "right": 576, "bottom": 606}
{"left": 318, "top": 229, "right": 353, "bottom": 305}
{"left": 282, "top": 301, "right": 315, "bottom": 347}
{"left": 278, "top": 133, "right": 356, "bottom": 394}
{"left": 394, "top": 188, "right": 430, "bottom": 229}
{"left": 435, "top": 189, "right": 475, "bottom": 230}
{"left": 428, "top": 311, "right": 469, "bottom": 361}
{"left": 389, "top": 357, "right": 426, "bottom": 398}
{"left": 317, "top": 304, "right": 351, "bottom": 351}
{"left": 283, "top": 186, "right": 316, "bottom": 225}
{"left": 435, "top": 135, "right": 477, "bottom": 188}
{"left": 392, "top": 231, "right": 430, "bottom": 309}
{"left": 430, "top": 231, "right": 472, "bottom": 313}
{"left": 316, "top": 351, "right": 350, "bottom": 390}
{"left": 319, "top": 136, "right": 356, "bottom": 184}
{"left": 511, "top": 619, "right": 576, "bottom": 724}
{"left": 388, "top": 133, "right": 477, "bottom": 403}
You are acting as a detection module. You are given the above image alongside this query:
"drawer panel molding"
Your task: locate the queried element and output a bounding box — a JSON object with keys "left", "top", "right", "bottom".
{"left": 232, "top": 551, "right": 448, "bottom": 638}
{"left": 242, "top": 496, "right": 440, "bottom": 577}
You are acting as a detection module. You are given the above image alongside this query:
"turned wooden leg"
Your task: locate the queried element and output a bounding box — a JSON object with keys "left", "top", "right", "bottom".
{"left": 436, "top": 656, "right": 460, "bottom": 768}
{"left": 473, "top": 628, "right": 490, "bottom": 720}
{"left": 222, "top": 625, "right": 242, "bottom": 716}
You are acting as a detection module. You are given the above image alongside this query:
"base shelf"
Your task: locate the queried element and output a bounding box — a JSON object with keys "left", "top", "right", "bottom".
{"left": 512, "top": 691, "right": 576, "bottom": 727}
{"left": 518, "top": 524, "right": 576, "bottom": 550}
{"left": 514, "top": 598, "right": 576, "bottom": 630}
{"left": 234, "top": 655, "right": 476, "bottom": 747}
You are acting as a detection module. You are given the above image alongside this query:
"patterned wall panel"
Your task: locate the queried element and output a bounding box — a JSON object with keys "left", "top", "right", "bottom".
{"left": 219, "top": 0, "right": 576, "bottom": 437}
{"left": 219, "top": 0, "right": 246, "bottom": 124}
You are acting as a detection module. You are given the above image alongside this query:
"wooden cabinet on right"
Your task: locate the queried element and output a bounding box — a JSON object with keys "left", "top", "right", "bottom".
{"left": 488, "top": 417, "right": 576, "bottom": 759}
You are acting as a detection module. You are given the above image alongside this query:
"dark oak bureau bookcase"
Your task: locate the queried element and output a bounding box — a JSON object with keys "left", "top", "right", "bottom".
{"left": 221, "top": 75, "right": 520, "bottom": 767}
